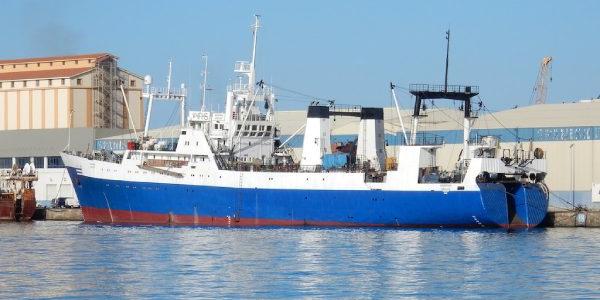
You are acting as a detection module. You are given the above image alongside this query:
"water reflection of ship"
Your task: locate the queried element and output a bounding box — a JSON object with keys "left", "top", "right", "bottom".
{"left": 0, "top": 166, "right": 37, "bottom": 221}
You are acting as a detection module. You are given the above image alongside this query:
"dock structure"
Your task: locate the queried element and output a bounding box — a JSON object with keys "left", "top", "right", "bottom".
{"left": 33, "top": 207, "right": 83, "bottom": 221}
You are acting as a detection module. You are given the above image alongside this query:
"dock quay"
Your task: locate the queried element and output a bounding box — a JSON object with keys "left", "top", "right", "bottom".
{"left": 543, "top": 210, "right": 600, "bottom": 228}
{"left": 33, "top": 207, "right": 83, "bottom": 221}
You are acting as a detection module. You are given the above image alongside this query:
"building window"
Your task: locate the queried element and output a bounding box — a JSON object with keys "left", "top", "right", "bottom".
{"left": 49, "top": 62, "right": 53, "bottom": 66}
{"left": 34, "top": 157, "right": 44, "bottom": 168}
{"left": 61, "top": 79, "right": 65, "bottom": 85}
{"left": 36, "top": 80, "right": 39, "bottom": 87}
{"left": 16, "top": 157, "right": 31, "bottom": 168}
{"left": 12, "top": 64, "right": 16, "bottom": 68}
{"left": 0, "top": 158, "right": 12, "bottom": 169}
{"left": 37, "top": 63, "right": 40, "bottom": 67}
{"left": 77, "top": 79, "right": 82, "bottom": 85}
{"left": 88, "top": 59, "right": 92, "bottom": 63}
{"left": 62, "top": 61, "right": 65, "bottom": 65}
{"left": 0, "top": 65, "right": 3, "bottom": 69}
{"left": 47, "top": 156, "right": 64, "bottom": 168}
{"left": 25, "top": 63, "right": 28, "bottom": 67}
{"left": 11, "top": 82, "right": 14, "bottom": 88}
{"left": 23, "top": 81, "right": 27, "bottom": 87}
{"left": 0, "top": 82, "right": 2, "bottom": 88}
{"left": 130, "top": 80, "right": 135, "bottom": 87}
{"left": 48, "top": 79, "right": 53, "bottom": 86}
{"left": 74, "top": 60, "right": 78, "bottom": 65}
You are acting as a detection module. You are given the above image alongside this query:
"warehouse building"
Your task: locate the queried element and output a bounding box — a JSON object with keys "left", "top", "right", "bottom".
{"left": 0, "top": 53, "right": 144, "bottom": 205}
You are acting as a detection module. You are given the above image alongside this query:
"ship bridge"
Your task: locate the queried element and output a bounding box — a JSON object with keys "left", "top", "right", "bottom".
{"left": 409, "top": 84, "right": 479, "bottom": 118}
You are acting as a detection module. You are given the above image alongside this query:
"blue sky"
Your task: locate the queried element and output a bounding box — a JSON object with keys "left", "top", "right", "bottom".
{"left": 4, "top": 0, "right": 600, "bottom": 128}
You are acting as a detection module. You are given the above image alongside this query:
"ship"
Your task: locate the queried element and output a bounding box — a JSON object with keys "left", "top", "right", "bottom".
{"left": 61, "top": 16, "right": 550, "bottom": 229}
{"left": 0, "top": 167, "right": 37, "bottom": 221}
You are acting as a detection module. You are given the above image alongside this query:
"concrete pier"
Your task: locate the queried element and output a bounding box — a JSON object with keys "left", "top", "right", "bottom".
{"left": 543, "top": 211, "right": 600, "bottom": 227}
{"left": 33, "top": 208, "right": 83, "bottom": 221}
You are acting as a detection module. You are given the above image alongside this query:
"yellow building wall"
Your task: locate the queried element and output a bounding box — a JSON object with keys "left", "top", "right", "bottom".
{"left": 7, "top": 92, "right": 17, "bottom": 130}
{"left": 0, "top": 92, "right": 5, "bottom": 130}
{"left": 72, "top": 88, "right": 87, "bottom": 128}
{"left": 19, "top": 90, "right": 29, "bottom": 129}
{"left": 32, "top": 90, "right": 43, "bottom": 129}
{"left": 0, "top": 61, "right": 143, "bottom": 131}
{"left": 44, "top": 89, "right": 55, "bottom": 128}
{"left": 57, "top": 89, "right": 68, "bottom": 128}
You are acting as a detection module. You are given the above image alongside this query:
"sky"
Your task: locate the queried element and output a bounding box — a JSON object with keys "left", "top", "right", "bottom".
{"left": 4, "top": 0, "right": 600, "bottom": 128}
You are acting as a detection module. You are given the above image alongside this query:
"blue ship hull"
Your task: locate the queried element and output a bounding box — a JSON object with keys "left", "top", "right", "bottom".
{"left": 67, "top": 167, "right": 548, "bottom": 229}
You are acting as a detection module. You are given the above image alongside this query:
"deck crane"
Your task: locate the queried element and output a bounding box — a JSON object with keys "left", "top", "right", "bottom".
{"left": 531, "top": 56, "right": 553, "bottom": 105}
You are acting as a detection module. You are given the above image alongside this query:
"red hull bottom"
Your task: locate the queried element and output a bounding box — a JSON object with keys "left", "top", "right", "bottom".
{"left": 82, "top": 207, "right": 516, "bottom": 229}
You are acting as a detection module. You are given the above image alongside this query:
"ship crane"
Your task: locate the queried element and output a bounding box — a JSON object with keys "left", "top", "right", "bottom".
{"left": 531, "top": 56, "right": 553, "bottom": 105}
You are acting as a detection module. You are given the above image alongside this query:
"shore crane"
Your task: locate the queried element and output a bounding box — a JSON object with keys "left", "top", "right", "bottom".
{"left": 531, "top": 56, "right": 553, "bottom": 105}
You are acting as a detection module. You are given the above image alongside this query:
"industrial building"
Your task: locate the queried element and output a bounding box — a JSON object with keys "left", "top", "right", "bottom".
{"left": 0, "top": 53, "right": 144, "bottom": 204}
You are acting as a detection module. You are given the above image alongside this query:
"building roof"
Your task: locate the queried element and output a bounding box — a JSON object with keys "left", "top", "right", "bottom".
{"left": 0, "top": 67, "right": 93, "bottom": 81}
{"left": 0, "top": 53, "right": 114, "bottom": 65}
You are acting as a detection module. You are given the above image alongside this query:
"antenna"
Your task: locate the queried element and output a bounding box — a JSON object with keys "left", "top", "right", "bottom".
{"left": 201, "top": 55, "right": 208, "bottom": 111}
{"left": 167, "top": 58, "right": 173, "bottom": 96}
{"left": 249, "top": 15, "right": 260, "bottom": 94}
{"left": 444, "top": 30, "right": 450, "bottom": 92}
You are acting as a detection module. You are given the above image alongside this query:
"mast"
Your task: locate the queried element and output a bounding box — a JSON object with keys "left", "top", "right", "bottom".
{"left": 201, "top": 55, "right": 208, "bottom": 111}
{"left": 390, "top": 82, "right": 409, "bottom": 144}
{"left": 249, "top": 15, "right": 260, "bottom": 95}
{"left": 167, "top": 59, "right": 172, "bottom": 96}
{"left": 143, "top": 75, "right": 153, "bottom": 137}
{"left": 444, "top": 30, "right": 450, "bottom": 92}
{"left": 142, "top": 61, "right": 187, "bottom": 134}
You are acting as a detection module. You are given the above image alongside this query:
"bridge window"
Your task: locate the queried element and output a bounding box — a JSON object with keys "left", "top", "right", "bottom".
{"left": 16, "top": 157, "right": 30, "bottom": 168}
{"left": 0, "top": 158, "right": 11, "bottom": 169}
{"left": 34, "top": 157, "right": 44, "bottom": 168}
{"left": 48, "top": 156, "right": 65, "bottom": 168}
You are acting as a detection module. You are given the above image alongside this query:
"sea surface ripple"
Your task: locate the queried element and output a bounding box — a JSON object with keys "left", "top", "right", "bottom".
{"left": 1, "top": 222, "right": 599, "bottom": 299}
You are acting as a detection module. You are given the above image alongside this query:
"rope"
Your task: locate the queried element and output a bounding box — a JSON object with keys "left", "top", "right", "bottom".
{"left": 477, "top": 95, "right": 522, "bottom": 141}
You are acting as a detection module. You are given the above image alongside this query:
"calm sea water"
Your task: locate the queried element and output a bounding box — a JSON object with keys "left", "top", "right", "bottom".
{"left": 1, "top": 222, "right": 599, "bottom": 299}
